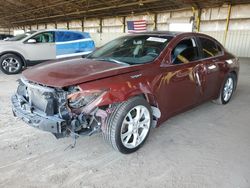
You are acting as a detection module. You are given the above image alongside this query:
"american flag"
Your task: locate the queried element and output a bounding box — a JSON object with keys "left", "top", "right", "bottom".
{"left": 127, "top": 20, "right": 147, "bottom": 33}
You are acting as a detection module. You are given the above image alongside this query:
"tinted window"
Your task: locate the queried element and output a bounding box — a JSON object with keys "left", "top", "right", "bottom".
{"left": 172, "top": 38, "right": 199, "bottom": 64}
{"left": 56, "top": 31, "right": 83, "bottom": 42}
{"left": 70, "top": 32, "right": 83, "bottom": 40}
{"left": 32, "top": 32, "right": 54, "bottom": 43}
{"left": 55, "top": 31, "right": 64, "bottom": 42}
{"left": 199, "top": 37, "right": 223, "bottom": 58}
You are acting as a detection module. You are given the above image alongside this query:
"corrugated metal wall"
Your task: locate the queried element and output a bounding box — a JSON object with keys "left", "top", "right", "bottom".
{"left": 0, "top": 27, "right": 13, "bottom": 34}
{"left": 8, "top": 4, "right": 250, "bottom": 57}
{"left": 200, "top": 4, "right": 250, "bottom": 57}
{"left": 226, "top": 31, "right": 250, "bottom": 57}
{"left": 89, "top": 5, "right": 250, "bottom": 58}
{"left": 202, "top": 30, "right": 250, "bottom": 57}
{"left": 89, "top": 11, "right": 193, "bottom": 47}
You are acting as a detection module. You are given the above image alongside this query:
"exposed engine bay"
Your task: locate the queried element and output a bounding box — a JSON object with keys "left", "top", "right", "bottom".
{"left": 12, "top": 77, "right": 110, "bottom": 139}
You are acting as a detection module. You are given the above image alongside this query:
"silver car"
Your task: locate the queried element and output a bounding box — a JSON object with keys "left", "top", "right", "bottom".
{"left": 0, "top": 29, "right": 95, "bottom": 74}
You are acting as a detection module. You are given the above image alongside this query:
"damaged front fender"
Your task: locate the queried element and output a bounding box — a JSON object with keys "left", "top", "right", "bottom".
{"left": 71, "top": 78, "right": 162, "bottom": 128}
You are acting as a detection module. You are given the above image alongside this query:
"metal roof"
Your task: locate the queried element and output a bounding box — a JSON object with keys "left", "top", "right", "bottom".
{"left": 0, "top": 0, "right": 250, "bottom": 27}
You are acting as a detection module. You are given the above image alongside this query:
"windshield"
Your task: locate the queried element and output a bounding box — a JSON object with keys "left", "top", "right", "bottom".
{"left": 7, "top": 31, "right": 36, "bottom": 41}
{"left": 87, "top": 35, "right": 172, "bottom": 65}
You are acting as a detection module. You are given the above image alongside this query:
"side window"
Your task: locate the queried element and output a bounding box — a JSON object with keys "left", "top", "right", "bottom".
{"left": 199, "top": 37, "right": 223, "bottom": 58}
{"left": 55, "top": 31, "right": 64, "bottom": 42}
{"left": 55, "top": 31, "right": 83, "bottom": 42}
{"left": 62, "top": 32, "right": 72, "bottom": 41}
{"left": 171, "top": 38, "right": 199, "bottom": 65}
{"left": 32, "top": 32, "right": 54, "bottom": 43}
{"left": 70, "top": 32, "right": 83, "bottom": 40}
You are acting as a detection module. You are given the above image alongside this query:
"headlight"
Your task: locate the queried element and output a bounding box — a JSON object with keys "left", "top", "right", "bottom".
{"left": 67, "top": 89, "right": 105, "bottom": 109}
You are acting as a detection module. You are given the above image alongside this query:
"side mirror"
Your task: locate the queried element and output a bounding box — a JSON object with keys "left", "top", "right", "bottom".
{"left": 27, "top": 39, "right": 37, "bottom": 43}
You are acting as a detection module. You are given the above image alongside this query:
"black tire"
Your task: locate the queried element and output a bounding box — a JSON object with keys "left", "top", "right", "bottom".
{"left": 0, "top": 53, "right": 23, "bottom": 74}
{"left": 213, "top": 73, "right": 236, "bottom": 105}
{"left": 103, "top": 97, "right": 152, "bottom": 154}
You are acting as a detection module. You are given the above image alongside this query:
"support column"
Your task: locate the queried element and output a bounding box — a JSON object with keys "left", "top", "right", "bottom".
{"left": 192, "top": 7, "right": 201, "bottom": 32}
{"left": 67, "top": 21, "right": 69, "bottom": 30}
{"left": 99, "top": 18, "right": 103, "bottom": 33}
{"left": 196, "top": 9, "right": 201, "bottom": 32}
{"left": 122, "top": 16, "right": 126, "bottom": 33}
{"left": 154, "top": 13, "right": 157, "bottom": 31}
{"left": 223, "top": 4, "right": 232, "bottom": 45}
{"left": 81, "top": 19, "right": 84, "bottom": 32}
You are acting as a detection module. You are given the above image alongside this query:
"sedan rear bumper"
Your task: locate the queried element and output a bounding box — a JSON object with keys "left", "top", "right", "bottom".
{"left": 11, "top": 94, "right": 66, "bottom": 134}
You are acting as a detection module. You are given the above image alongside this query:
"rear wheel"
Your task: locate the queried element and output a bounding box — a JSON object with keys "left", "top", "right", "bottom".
{"left": 213, "top": 73, "right": 236, "bottom": 104}
{"left": 0, "top": 53, "right": 23, "bottom": 74}
{"left": 103, "top": 97, "right": 152, "bottom": 154}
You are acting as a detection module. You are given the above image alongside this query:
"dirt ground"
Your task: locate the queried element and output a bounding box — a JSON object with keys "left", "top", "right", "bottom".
{"left": 0, "top": 58, "right": 250, "bottom": 188}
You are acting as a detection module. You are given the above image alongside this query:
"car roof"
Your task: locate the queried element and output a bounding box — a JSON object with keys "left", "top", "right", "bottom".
{"left": 34, "top": 29, "right": 86, "bottom": 33}
{"left": 27, "top": 30, "right": 208, "bottom": 38}
{"left": 131, "top": 31, "right": 219, "bottom": 42}
{"left": 135, "top": 31, "right": 183, "bottom": 37}
{"left": 132, "top": 31, "right": 211, "bottom": 38}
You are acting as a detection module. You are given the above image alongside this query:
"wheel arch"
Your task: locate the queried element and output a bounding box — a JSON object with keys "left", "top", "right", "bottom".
{"left": 229, "top": 70, "right": 237, "bottom": 80}
{"left": 229, "top": 70, "right": 238, "bottom": 90}
{"left": 108, "top": 90, "right": 161, "bottom": 127}
{"left": 0, "top": 51, "right": 27, "bottom": 67}
{"left": 111, "top": 89, "right": 159, "bottom": 108}
{"left": 138, "top": 93, "right": 159, "bottom": 108}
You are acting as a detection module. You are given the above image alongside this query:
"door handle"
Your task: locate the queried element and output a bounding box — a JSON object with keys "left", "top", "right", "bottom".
{"left": 195, "top": 72, "right": 201, "bottom": 86}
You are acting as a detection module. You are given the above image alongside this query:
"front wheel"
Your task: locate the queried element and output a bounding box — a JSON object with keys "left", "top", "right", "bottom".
{"left": 213, "top": 73, "right": 236, "bottom": 104}
{"left": 0, "top": 53, "right": 23, "bottom": 74}
{"left": 103, "top": 97, "right": 152, "bottom": 154}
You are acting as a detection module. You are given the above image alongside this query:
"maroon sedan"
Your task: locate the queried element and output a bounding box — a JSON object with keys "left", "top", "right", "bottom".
{"left": 12, "top": 32, "right": 239, "bottom": 154}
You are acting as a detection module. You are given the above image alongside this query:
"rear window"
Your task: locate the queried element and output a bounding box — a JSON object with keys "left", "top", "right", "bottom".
{"left": 199, "top": 37, "right": 223, "bottom": 58}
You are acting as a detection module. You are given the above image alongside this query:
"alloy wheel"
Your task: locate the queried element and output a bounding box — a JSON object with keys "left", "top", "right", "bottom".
{"left": 2, "top": 57, "right": 21, "bottom": 73}
{"left": 223, "top": 77, "right": 234, "bottom": 102}
{"left": 120, "top": 105, "right": 151, "bottom": 149}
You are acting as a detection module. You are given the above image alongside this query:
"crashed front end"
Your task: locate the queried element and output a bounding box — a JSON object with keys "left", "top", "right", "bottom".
{"left": 11, "top": 77, "right": 108, "bottom": 138}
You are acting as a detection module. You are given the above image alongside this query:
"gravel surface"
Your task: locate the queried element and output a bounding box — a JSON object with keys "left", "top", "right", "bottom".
{"left": 0, "top": 59, "right": 250, "bottom": 188}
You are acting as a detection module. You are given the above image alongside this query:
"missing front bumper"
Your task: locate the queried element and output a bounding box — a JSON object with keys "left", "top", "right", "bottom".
{"left": 11, "top": 94, "right": 66, "bottom": 134}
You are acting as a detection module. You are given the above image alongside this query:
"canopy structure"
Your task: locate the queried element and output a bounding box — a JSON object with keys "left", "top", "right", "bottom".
{"left": 1, "top": 0, "right": 250, "bottom": 27}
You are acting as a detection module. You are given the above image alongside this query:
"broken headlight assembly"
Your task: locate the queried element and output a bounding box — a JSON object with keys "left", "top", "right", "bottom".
{"left": 67, "top": 87, "right": 105, "bottom": 109}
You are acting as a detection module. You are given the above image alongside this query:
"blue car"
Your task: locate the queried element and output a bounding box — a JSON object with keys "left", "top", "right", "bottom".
{"left": 0, "top": 29, "right": 95, "bottom": 74}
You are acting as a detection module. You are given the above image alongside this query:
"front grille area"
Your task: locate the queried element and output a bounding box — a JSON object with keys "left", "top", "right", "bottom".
{"left": 17, "top": 78, "right": 58, "bottom": 116}
{"left": 28, "top": 88, "right": 56, "bottom": 116}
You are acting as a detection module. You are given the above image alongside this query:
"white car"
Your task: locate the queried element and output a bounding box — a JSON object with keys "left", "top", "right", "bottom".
{"left": 0, "top": 29, "right": 95, "bottom": 74}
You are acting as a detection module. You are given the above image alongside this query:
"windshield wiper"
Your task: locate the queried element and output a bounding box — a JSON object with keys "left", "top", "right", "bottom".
{"left": 94, "top": 58, "right": 130, "bottom": 66}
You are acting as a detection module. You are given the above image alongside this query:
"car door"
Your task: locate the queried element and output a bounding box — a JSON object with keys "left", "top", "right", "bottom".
{"left": 55, "top": 31, "right": 95, "bottom": 58}
{"left": 55, "top": 31, "right": 75, "bottom": 58}
{"left": 157, "top": 37, "right": 202, "bottom": 118}
{"left": 23, "top": 31, "right": 56, "bottom": 61}
{"left": 197, "top": 37, "right": 224, "bottom": 101}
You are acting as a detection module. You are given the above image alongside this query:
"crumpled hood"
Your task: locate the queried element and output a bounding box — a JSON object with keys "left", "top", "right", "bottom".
{"left": 23, "top": 58, "right": 139, "bottom": 88}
